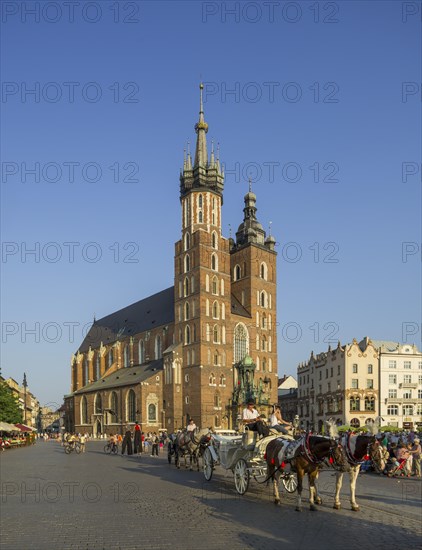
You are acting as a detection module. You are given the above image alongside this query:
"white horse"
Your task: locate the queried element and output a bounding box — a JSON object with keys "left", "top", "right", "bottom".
{"left": 315, "top": 420, "right": 377, "bottom": 512}
{"left": 175, "top": 428, "right": 210, "bottom": 471}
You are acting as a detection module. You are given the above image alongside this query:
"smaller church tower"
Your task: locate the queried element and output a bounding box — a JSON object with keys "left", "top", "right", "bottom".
{"left": 230, "top": 182, "right": 278, "bottom": 411}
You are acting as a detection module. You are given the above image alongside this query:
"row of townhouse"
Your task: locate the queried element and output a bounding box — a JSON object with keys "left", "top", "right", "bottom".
{"left": 296, "top": 337, "right": 422, "bottom": 431}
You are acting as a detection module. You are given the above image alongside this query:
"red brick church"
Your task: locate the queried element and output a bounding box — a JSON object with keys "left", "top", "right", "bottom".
{"left": 64, "top": 85, "right": 279, "bottom": 435}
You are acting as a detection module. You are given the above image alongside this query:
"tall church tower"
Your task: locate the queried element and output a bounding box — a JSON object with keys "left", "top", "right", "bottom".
{"left": 168, "top": 85, "right": 279, "bottom": 431}
{"left": 173, "top": 84, "right": 232, "bottom": 428}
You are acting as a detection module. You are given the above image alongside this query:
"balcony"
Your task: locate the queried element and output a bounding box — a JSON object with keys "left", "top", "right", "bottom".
{"left": 400, "top": 383, "right": 418, "bottom": 389}
{"left": 385, "top": 398, "right": 422, "bottom": 404}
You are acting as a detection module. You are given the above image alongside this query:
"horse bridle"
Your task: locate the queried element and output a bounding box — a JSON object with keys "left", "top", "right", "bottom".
{"left": 343, "top": 433, "right": 371, "bottom": 467}
{"left": 326, "top": 442, "right": 350, "bottom": 472}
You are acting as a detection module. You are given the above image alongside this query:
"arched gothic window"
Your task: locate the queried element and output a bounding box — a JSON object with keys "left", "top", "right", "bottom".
{"left": 213, "top": 325, "right": 219, "bottom": 344}
{"left": 124, "top": 345, "right": 130, "bottom": 368}
{"left": 212, "top": 232, "right": 218, "bottom": 249}
{"left": 260, "top": 291, "right": 267, "bottom": 308}
{"left": 155, "top": 335, "right": 162, "bottom": 359}
{"left": 234, "top": 265, "right": 241, "bottom": 281}
{"left": 184, "top": 232, "right": 190, "bottom": 250}
{"left": 81, "top": 396, "right": 88, "bottom": 424}
{"left": 126, "top": 389, "right": 136, "bottom": 422}
{"left": 214, "top": 392, "right": 221, "bottom": 408}
{"left": 184, "top": 254, "right": 190, "bottom": 273}
{"left": 211, "top": 253, "right": 218, "bottom": 271}
{"left": 138, "top": 340, "right": 145, "bottom": 363}
{"left": 94, "top": 393, "right": 102, "bottom": 414}
{"left": 260, "top": 262, "right": 268, "bottom": 280}
{"left": 212, "top": 276, "right": 218, "bottom": 295}
{"left": 185, "top": 325, "right": 191, "bottom": 345}
{"left": 234, "top": 323, "right": 249, "bottom": 363}
{"left": 212, "top": 301, "right": 219, "bottom": 319}
{"left": 110, "top": 392, "right": 118, "bottom": 421}
{"left": 185, "top": 302, "right": 190, "bottom": 320}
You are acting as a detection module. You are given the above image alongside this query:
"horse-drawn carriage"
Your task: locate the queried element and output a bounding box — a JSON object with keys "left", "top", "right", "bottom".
{"left": 202, "top": 429, "right": 298, "bottom": 495}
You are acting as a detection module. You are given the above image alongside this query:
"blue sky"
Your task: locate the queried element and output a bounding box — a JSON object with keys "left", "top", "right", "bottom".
{"left": 1, "top": 0, "right": 421, "bottom": 406}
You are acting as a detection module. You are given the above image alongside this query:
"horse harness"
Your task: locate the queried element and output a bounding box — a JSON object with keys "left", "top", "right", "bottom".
{"left": 342, "top": 433, "right": 370, "bottom": 467}
{"left": 299, "top": 434, "right": 330, "bottom": 465}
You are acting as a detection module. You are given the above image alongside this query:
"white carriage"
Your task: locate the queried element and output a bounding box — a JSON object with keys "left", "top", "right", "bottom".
{"left": 202, "top": 430, "right": 298, "bottom": 495}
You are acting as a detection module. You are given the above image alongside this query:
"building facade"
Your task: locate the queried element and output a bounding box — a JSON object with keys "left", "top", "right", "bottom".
{"left": 64, "top": 86, "right": 279, "bottom": 435}
{"left": 297, "top": 338, "right": 380, "bottom": 431}
{"left": 378, "top": 341, "right": 422, "bottom": 429}
{"left": 4, "top": 377, "right": 40, "bottom": 429}
{"left": 297, "top": 337, "right": 422, "bottom": 431}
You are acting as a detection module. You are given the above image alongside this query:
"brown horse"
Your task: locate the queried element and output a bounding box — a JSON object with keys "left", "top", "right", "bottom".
{"left": 317, "top": 433, "right": 376, "bottom": 511}
{"left": 265, "top": 434, "right": 336, "bottom": 511}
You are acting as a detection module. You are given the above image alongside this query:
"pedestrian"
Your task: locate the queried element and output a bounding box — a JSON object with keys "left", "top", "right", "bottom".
{"left": 409, "top": 437, "right": 421, "bottom": 477}
{"left": 151, "top": 432, "right": 159, "bottom": 457}
{"left": 134, "top": 422, "right": 142, "bottom": 455}
{"left": 187, "top": 419, "right": 197, "bottom": 432}
{"left": 80, "top": 433, "right": 86, "bottom": 453}
{"left": 121, "top": 430, "right": 133, "bottom": 455}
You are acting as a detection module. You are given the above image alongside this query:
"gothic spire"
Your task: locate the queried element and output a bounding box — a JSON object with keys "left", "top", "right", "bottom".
{"left": 180, "top": 85, "right": 224, "bottom": 201}
{"left": 194, "top": 83, "right": 209, "bottom": 168}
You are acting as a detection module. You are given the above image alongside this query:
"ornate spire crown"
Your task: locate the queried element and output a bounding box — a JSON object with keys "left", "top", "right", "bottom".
{"left": 179, "top": 83, "right": 224, "bottom": 201}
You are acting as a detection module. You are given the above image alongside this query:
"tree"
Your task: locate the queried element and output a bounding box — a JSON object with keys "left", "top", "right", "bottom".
{"left": 0, "top": 381, "right": 23, "bottom": 423}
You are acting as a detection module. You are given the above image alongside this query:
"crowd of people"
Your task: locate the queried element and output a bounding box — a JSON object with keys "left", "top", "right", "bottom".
{"left": 109, "top": 424, "right": 166, "bottom": 456}
{"left": 368, "top": 431, "right": 421, "bottom": 477}
{"left": 0, "top": 432, "right": 36, "bottom": 449}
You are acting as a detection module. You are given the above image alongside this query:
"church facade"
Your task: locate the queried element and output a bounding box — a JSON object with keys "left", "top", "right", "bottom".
{"left": 64, "top": 85, "right": 279, "bottom": 435}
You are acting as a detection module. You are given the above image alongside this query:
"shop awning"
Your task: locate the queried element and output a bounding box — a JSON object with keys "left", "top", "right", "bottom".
{"left": 0, "top": 422, "right": 21, "bottom": 432}
{"left": 14, "top": 423, "right": 34, "bottom": 432}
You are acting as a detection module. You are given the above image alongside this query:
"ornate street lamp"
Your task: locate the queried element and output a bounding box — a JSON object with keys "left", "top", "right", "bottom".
{"left": 22, "top": 373, "right": 28, "bottom": 424}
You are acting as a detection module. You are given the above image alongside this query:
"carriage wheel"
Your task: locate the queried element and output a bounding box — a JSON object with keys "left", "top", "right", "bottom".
{"left": 203, "top": 448, "right": 214, "bottom": 481}
{"left": 253, "top": 468, "right": 267, "bottom": 484}
{"left": 281, "top": 473, "right": 297, "bottom": 493}
{"left": 234, "top": 459, "right": 250, "bottom": 495}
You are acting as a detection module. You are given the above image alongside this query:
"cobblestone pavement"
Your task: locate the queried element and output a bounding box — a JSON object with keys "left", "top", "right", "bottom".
{"left": 1, "top": 441, "right": 421, "bottom": 550}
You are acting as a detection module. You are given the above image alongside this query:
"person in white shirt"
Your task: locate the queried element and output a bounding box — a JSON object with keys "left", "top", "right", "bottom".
{"left": 242, "top": 400, "right": 269, "bottom": 437}
{"left": 187, "top": 420, "right": 197, "bottom": 432}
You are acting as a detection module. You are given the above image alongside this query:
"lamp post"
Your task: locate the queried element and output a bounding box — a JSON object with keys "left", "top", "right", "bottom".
{"left": 22, "top": 373, "right": 28, "bottom": 425}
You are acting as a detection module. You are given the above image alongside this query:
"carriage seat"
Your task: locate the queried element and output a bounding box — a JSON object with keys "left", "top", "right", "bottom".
{"left": 242, "top": 431, "right": 258, "bottom": 450}
{"left": 269, "top": 428, "right": 294, "bottom": 441}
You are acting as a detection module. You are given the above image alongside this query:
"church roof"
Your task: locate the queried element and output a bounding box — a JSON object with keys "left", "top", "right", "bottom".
{"left": 230, "top": 294, "right": 251, "bottom": 318}
{"left": 78, "top": 287, "right": 175, "bottom": 353}
{"left": 73, "top": 360, "right": 164, "bottom": 394}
